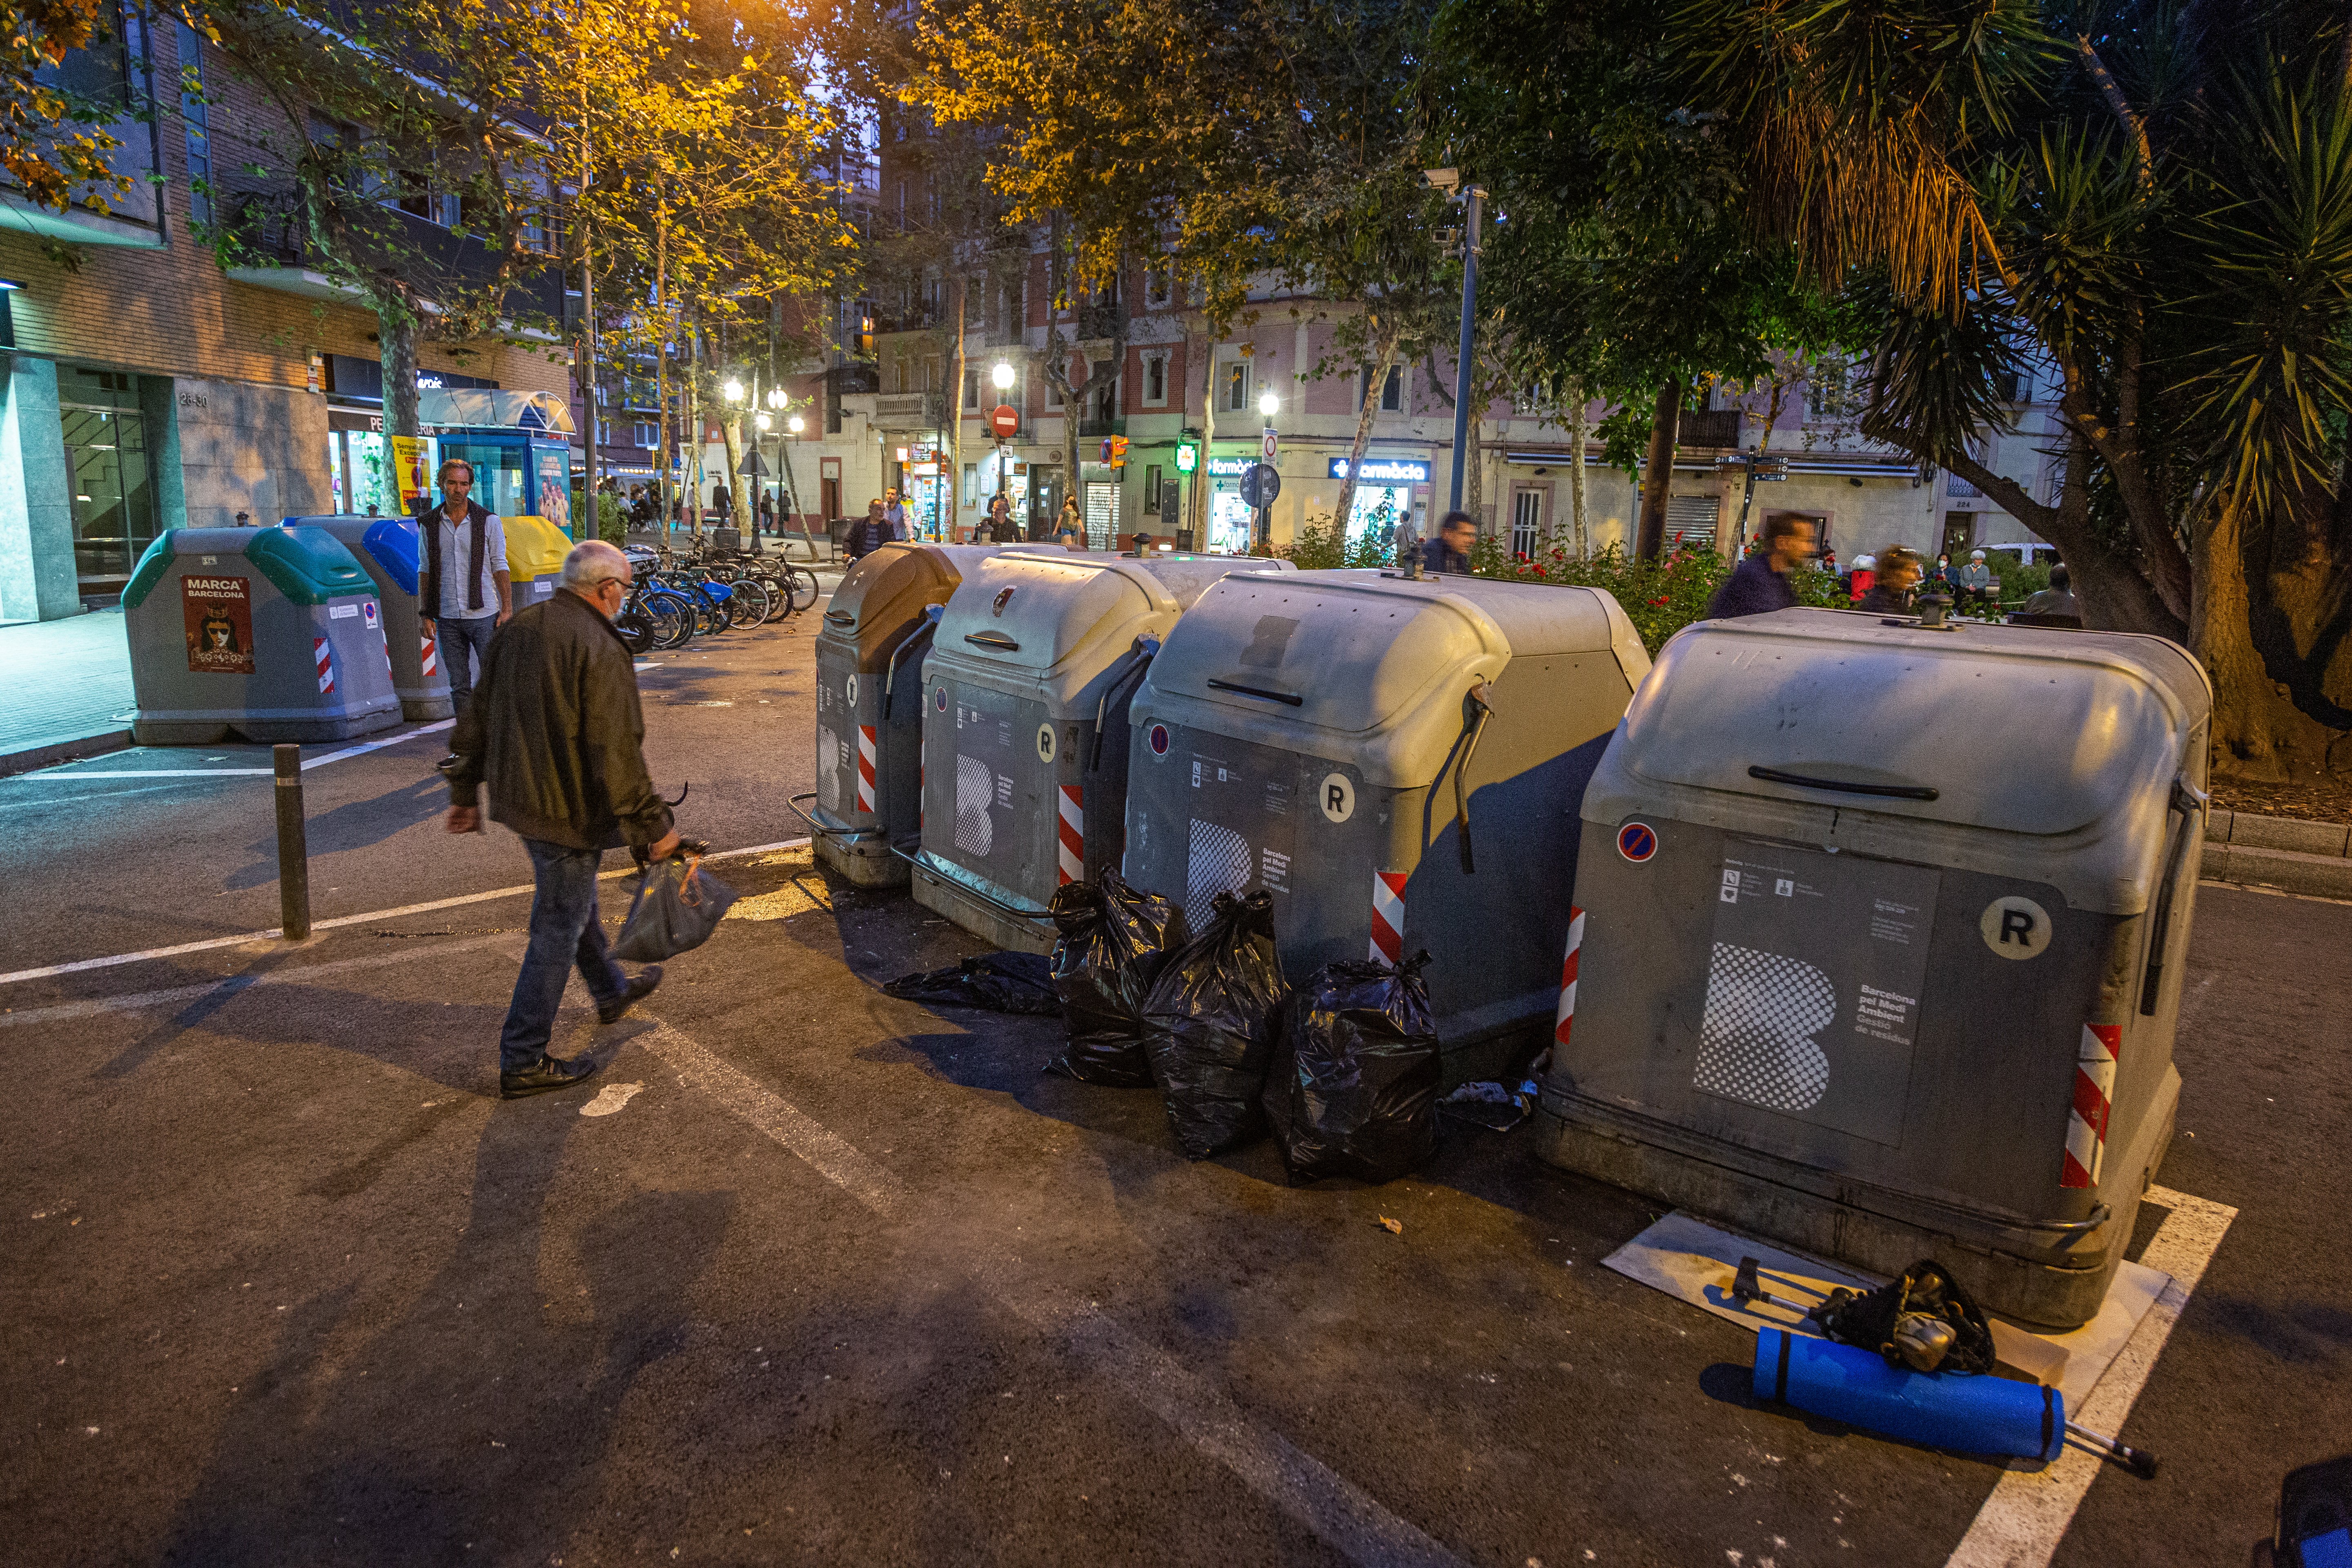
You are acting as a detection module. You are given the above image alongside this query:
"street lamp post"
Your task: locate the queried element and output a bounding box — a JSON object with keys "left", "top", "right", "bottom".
{"left": 1256, "top": 389, "right": 1279, "bottom": 550}
{"left": 991, "top": 361, "right": 1015, "bottom": 540}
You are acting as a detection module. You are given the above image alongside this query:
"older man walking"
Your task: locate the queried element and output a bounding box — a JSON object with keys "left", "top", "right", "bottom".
{"left": 445, "top": 539, "right": 679, "bottom": 1098}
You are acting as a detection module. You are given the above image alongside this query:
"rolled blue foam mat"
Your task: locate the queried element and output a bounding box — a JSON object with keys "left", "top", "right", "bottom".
{"left": 1752, "top": 1328, "right": 2064, "bottom": 1462}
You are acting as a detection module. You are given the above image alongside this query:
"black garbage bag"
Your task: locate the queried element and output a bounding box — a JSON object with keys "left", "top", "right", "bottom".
{"left": 612, "top": 850, "right": 741, "bottom": 962}
{"left": 1264, "top": 951, "right": 1440, "bottom": 1184}
{"left": 1143, "top": 889, "right": 1287, "bottom": 1159}
{"left": 1045, "top": 871, "right": 1188, "bottom": 1086}
{"left": 882, "top": 952, "right": 1060, "bottom": 1016}
{"left": 1809, "top": 1259, "right": 1997, "bottom": 1374}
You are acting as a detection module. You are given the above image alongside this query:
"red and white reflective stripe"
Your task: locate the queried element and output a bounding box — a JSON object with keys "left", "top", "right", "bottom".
{"left": 855, "top": 725, "right": 878, "bottom": 814}
{"left": 419, "top": 626, "right": 439, "bottom": 676}
{"left": 1554, "top": 904, "right": 1586, "bottom": 1048}
{"left": 1369, "top": 870, "right": 1406, "bottom": 964}
{"left": 1056, "top": 785, "right": 1085, "bottom": 885}
{"left": 2063, "top": 1023, "right": 2122, "bottom": 1188}
{"left": 314, "top": 637, "right": 335, "bottom": 695}
{"left": 381, "top": 627, "right": 395, "bottom": 681}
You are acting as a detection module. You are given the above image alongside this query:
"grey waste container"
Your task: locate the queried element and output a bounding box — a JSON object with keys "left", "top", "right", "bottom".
{"left": 1124, "top": 569, "right": 1651, "bottom": 1085}
{"left": 122, "top": 526, "right": 402, "bottom": 744}
{"left": 1536, "top": 608, "right": 2213, "bottom": 1327}
{"left": 801, "top": 542, "right": 1057, "bottom": 886}
{"left": 290, "top": 515, "right": 454, "bottom": 723}
{"left": 911, "top": 550, "right": 1296, "bottom": 952}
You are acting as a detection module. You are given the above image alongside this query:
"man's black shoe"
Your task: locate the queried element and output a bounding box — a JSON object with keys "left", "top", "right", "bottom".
{"left": 499, "top": 1053, "right": 600, "bottom": 1099}
{"left": 597, "top": 964, "right": 663, "bottom": 1026}
{"left": 437, "top": 752, "right": 461, "bottom": 774}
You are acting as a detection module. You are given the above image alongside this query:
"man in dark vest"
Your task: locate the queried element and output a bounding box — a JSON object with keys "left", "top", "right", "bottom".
{"left": 417, "top": 457, "right": 512, "bottom": 732}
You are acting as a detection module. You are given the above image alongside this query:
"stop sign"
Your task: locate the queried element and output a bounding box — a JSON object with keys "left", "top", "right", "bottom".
{"left": 990, "top": 403, "right": 1020, "bottom": 439}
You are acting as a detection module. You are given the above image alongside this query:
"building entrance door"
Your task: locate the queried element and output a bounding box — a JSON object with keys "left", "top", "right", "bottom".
{"left": 59, "top": 370, "right": 159, "bottom": 598}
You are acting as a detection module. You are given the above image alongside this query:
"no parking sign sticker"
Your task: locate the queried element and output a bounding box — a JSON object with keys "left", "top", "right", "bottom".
{"left": 1618, "top": 822, "right": 1658, "bottom": 863}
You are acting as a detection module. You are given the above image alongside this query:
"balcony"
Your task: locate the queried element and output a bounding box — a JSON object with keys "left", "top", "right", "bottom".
{"left": 214, "top": 180, "right": 563, "bottom": 323}
{"left": 873, "top": 391, "right": 942, "bottom": 428}
{"left": 1075, "top": 300, "right": 1124, "bottom": 343}
{"left": 1677, "top": 409, "right": 1744, "bottom": 449}
{"left": 1077, "top": 415, "right": 1125, "bottom": 439}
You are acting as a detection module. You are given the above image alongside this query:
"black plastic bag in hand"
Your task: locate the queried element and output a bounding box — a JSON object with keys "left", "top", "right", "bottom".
{"left": 1143, "top": 889, "right": 1287, "bottom": 1158}
{"left": 612, "top": 851, "right": 740, "bottom": 962}
{"left": 1265, "top": 952, "right": 1441, "bottom": 1185}
{"left": 1045, "top": 871, "right": 1188, "bottom": 1087}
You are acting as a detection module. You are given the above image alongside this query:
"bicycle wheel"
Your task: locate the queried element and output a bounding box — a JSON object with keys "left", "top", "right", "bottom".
{"left": 615, "top": 609, "right": 655, "bottom": 656}
{"left": 756, "top": 573, "right": 793, "bottom": 624}
{"left": 726, "top": 577, "right": 771, "bottom": 627}
{"left": 692, "top": 588, "right": 726, "bottom": 637}
{"left": 784, "top": 566, "right": 819, "bottom": 613}
{"left": 647, "top": 590, "right": 695, "bottom": 648}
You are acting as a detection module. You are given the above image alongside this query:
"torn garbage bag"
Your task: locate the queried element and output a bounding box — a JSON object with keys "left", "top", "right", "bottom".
{"left": 1265, "top": 952, "right": 1441, "bottom": 1184}
{"left": 1044, "top": 871, "right": 1188, "bottom": 1086}
{"left": 882, "top": 952, "right": 1061, "bottom": 1016}
{"left": 1143, "top": 889, "right": 1287, "bottom": 1159}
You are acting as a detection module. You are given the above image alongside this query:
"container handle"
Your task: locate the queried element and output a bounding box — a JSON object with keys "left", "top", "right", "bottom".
{"left": 2138, "top": 775, "right": 2209, "bottom": 1016}
{"left": 963, "top": 630, "right": 1020, "bottom": 651}
{"left": 884, "top": 604, "right": 943, "bottom": 705}
{"left": 1091, "top": 635, "right": 1160, "bottom": 771}
{"left": 1747, "top": 765, "right": 1940, "bottom": 802}
{"left": 1205, "top": 678, "right": 1303, "bottom": 706}
{"left": 1453, "top": 682, "right": 1497, "bottom": 874}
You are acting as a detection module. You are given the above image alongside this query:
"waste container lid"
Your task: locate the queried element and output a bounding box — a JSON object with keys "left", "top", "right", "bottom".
{"left": 122, "top": 526, "right": 376, "bottom": 610}
{"left": 822, "top": 542, "right": 1017, "bottom": 642}
{"left": 1147, "top": 568, "right": 1640, "bottom": 737}
{"left": 1611, "top": 609, "right": 2209, "bottom": 837}
{"left": 504, "top": 515, "right": 572, "bottom": 581}
{"left": 937, "top": 550, "right": 1290, "bottom": 675}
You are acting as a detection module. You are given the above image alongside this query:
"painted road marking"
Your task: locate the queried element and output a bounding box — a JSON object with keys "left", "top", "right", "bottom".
{"left": 0, "top": 838, "right": 812, "bottom": 988}
{"left": 639, "top": 1018, "right": 1464, "bottom": 1568}
{"left": 0, "top": 932, "right": 517, "bottom": 1028}
{"left": 9, "top": 720, "right": 456, "bottom": 781}
{"left": 1944, "top": 1185, "right": 2238, "bottom": 1568}
{"left": 579, "top": 1081, "right": 645, "bottom": 1118}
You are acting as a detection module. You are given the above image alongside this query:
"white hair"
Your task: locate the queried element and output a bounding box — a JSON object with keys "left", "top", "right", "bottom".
{"left": 561, "top": 538, "right": 630, "bottom": 590}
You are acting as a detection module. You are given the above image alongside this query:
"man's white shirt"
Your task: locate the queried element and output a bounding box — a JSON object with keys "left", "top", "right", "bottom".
{"left": 431, "top": 507, "right": 509, "bottom": 619}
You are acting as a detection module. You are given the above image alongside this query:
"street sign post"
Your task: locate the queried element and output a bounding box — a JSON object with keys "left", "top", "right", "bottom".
{"left": 1240, "top": 463, "right": 1281, "bottom": 508}
{"left": 1261, "top": 427, "right": 1278, "bottom": 460}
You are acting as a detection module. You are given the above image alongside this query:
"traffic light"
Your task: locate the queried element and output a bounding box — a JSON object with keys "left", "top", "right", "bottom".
{"left": 1109, "top": 435, "right": 1129, "bottom": 468}
{"left": 1174, "top": 441, "right": 1198, "bottom": 474}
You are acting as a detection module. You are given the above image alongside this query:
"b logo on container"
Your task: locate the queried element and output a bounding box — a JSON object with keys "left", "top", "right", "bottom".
{"left": 1617, "top": 822, "right": 1659, "bottom": 862}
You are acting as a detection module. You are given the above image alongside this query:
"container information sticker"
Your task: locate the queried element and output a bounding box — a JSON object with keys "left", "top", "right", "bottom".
{"left": 1692, "top": 841, "right": 1938, "bottom": 1147}
{"left": 1176, "top": 739, "right": 1301, "bottom": 913}
{"left": 182, "top": 574, "right": 255, "bottom": 675}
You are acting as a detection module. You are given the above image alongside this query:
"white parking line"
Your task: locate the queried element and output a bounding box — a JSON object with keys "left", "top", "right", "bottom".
{"left": 1944, "top": 1185, "right": 2238, "bottom": 1568}
{"left": 638, "top": 1018, "right": 1465, "bottom": 1568}
{"left": 0, "top": 931, "right": 516, "bottom": 1028}
{"left": 9, "top": 719, "right": 455, "bottom": 781}
{"left": 0, "top": 837, "right": 811, "bottom": 987}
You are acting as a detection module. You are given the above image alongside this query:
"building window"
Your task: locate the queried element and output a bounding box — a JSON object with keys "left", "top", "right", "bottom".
{"left": 1047, "top": 371, "right": 1063, "bottom": 410}
{"left": 633, "top": 422, "right": 657, "bottom": 448}
{"left": 1143, "top": 354, "right": 1167, "bottom": 406}
{"left": 894, "top": 358, "right": 908, "bottom": 394}
{"left": 1146, "top": 266, "right": 1172, "bottom": 309}
{"left": 962, "top": 364, "right": 979, "bottom": 411}
{"left": 925, "top": 355, "right": 941, "bottom": 391}
{"left": 1223, "top": 361, "right": 1248, "bottom": 412}
{"left": 962, "top": 463, "right": 978, "bottom": 506}
{"left": 1363, "top": 365, "right": 1402, "bottom": 411}
{"left": 175, "top": 19, "right": 212, "bottom": 227}
{"left": 1144, "top": 464, "right": 1163, "bottom": 511}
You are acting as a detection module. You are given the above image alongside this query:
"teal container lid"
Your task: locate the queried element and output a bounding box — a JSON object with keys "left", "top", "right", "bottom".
{"left": 121, "top": 526, "right": 379, "bottom": 609}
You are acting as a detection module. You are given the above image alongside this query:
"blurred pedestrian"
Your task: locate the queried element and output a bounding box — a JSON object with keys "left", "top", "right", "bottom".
{"left": 884, "top": 488, "right": 908, "bottom": 540}
{"left": 1857, "top": 547, "right": 1923, "bottom": 615}
{"left": 1056, "top": 497, "right": 1084, "bottom": 550}
{"left": 1819, "top": 546, "right": 1839, "bottom": 578}
{"left": 847, "top": 499, "right": 892, "bottom": 560}
{"left": 2021, "top": 561, "right": 2080, "bottom": 618}
{"left": 1848, "top": 552, "right": 1877, "bottom": 604}
{"left": 1708, "top": 513, "right": 1815, "bottom": 618}
{"left": 985, "top": 492, "right": 1014, "bottom": 543}
{"left": 1421, "top": 510, "right": 1477, "bottom": 575}
{"left": 417, "top": 457, "right": 511, "bottom": 733}
{"left": 444, "top": 539, "right": 677, "bottom": 1099}
{"left": 757, "top": 490, "right": 776, "bottom": 534}
{"left": 1957, "top": 548, "right": 1997, "bottom": 610}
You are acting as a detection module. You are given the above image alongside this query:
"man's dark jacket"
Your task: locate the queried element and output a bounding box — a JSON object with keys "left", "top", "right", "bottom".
{"left": 1707, "top": 553, "right": 1797, "bottom": 619}
{"left": 447, "top": 589, "right": 674, "bottom": 853}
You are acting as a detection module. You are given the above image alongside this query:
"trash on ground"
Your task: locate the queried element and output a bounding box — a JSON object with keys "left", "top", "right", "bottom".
{"left": 1438, "top": 1077, "right": 1539, "bottom": 1132}
{"left": 1044, "top": 871, "right": 1187, "bottom": 1086}
{"left": 1143, "top": 889, "right": 1287, "bottom": 1159}
{"left": 882, "top": 952, "right": 1060, "bottom": 1015}
{"left": 614, "top": 850, "right": 740, "bottom": 961}
{"left": 1753, "top": 1327, "right": 2064, "bottom": 1463}
{"left": 1809, "top": 1258, "right": 1996, "bottom": 1374}
{"left": 1265, "top": 952, "right": 1441, "bottom": 1184}
{"left": 1376, "top": 1215, "right": 1403, "bottom": 1235}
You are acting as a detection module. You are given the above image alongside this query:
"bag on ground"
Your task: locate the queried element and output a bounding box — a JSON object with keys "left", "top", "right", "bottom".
{"left": 1045, "top": 871, "right": 1188, "bottom": 1086}
{"left": 1265, "top": 951, "right": 1441, "bottom": 1184}
{"left": 1143, "top": 889, "right": 1286, "bottom": 1158}
{"left": 883, "top": 952, "right": 1060, "bottom": 1015}
{"left": 612, "top": 851, "right": 739, "bottom": 962}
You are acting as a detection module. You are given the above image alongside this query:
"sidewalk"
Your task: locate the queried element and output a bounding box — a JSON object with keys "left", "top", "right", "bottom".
{"left": 0, "top": 610, "right": 134, "bottom": 773}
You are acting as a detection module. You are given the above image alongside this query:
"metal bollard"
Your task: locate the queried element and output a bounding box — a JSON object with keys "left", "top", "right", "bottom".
{"left": 274, "top": 743, "right": 311, "bottom": 940}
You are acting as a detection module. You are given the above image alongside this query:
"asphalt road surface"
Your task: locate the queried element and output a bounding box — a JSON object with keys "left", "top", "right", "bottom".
{"left": 0, "top": 607, "right": 2342, "bottom": 1566}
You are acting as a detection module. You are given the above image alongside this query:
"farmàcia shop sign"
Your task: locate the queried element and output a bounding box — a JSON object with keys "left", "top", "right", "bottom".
{"left": 1328, "top": 457, "right": 1431, "bottom": 483}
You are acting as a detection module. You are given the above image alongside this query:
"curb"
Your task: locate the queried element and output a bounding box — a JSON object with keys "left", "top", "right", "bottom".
{"left": 0, "top": 728, "right": 134, "bottom": 780}
{"left": 2204, "top": 807, "right": 2352, "bottom": 900}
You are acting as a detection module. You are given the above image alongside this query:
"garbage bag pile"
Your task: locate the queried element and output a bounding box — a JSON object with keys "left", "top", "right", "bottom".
{"left": 882, "top": 952, "right": 1061, "bottom": 1016}
{"left": 1043, "top": 870, "right": 1187, "bottom": 1086}
{"left": 1265, "top": 951, "right": 1441, "bottom": 1185}
{"left": 1143, "top": 889, "right": 1289, "bottom": 1159}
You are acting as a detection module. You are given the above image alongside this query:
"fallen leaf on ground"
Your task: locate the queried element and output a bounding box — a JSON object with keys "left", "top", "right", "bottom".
{"left": 1376, "top": 1216, "right": 1403, "bottom": 1235}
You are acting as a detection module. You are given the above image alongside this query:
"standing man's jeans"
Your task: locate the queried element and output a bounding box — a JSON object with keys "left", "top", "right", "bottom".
{"left": 436, "top": 614, "right": 499, "bottom": 717}
{"left": 499, "top": 838, "right": 627, "bottom": 1072}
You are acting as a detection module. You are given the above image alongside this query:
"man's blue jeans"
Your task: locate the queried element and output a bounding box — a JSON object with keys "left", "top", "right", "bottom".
{"left": 436, "top": 614, "right": 499, "bottom": 717}
{"left": 499, "top": 838, "right": 627, "bottom": 1073}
